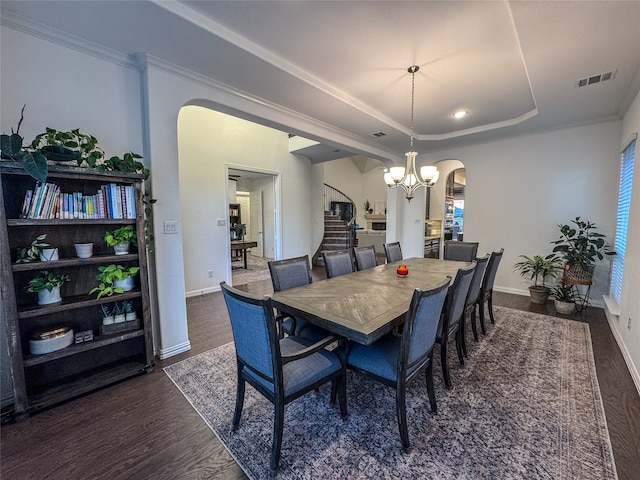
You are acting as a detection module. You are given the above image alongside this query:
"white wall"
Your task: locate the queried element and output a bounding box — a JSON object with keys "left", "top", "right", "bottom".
{"left": 616, "top": 89, "right": 640, "bottom": 390}
{"left": 428, "top": 121, "right": 621, "bottom": 304}
{"left": 177, "top": 106, "right": 313, "bottom": 295}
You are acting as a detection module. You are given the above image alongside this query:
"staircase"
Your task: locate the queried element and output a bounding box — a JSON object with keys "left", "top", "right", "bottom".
{"left": 316, "top": 212, "right": 352, "bottom": 266}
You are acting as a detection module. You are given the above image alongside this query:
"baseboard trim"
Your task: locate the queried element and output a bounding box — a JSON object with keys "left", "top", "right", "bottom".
{"left": 185, "top": 286, "right": 221, "bottom": 298}
{"left": 158, "top": 341, "right": 191, "bottom": 360}
{"left": 603, "top": 302, "right": 640, "bottom": 396}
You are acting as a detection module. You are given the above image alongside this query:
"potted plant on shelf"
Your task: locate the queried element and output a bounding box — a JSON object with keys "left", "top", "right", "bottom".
{"left": 26, "top": 270, "right": 70, "bottom": 305}
{"left": 1, "top": 105, "right": 48, "bottom": 183}
{"left": 551, "top": 281, "right": 576, "bottom": 315}
{"left": 89, "top": 264, "right": 140, "bottom": 299}
{"left": 104, "top": 225, "right": 137, "bottom": 255}
{"left": 15, "top": 234, "right": 49, "bottom": 264}
{"left": 513, "top": 254, "right": 564, "bottom": 304}
{"left": 551, "top": 217, "right": 616, "bottom": 284}
{"left": 122, "top": 299, "right": 137, "bottom": 322}
{"left": 30, "top": 127, "right": 104, "bottom": 167}
{"left": 100, "top": 303, "right": 115, "bottom": 325}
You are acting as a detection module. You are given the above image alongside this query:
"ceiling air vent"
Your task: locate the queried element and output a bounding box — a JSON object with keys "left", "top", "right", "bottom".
{"left": 370, "top": 132, "right": 387, "bottom": 138}
{"left": 576, "top": 69, "right": 617, "bottom": 88}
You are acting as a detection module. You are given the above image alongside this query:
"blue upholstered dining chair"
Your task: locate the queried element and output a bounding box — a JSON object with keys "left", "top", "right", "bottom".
{"left": 464, "top": 254, "right": 490, "bottom": 344}
{"left": 220, "top": 282, "right": 347, "bottom": 471}
{"left": 346, "top": 278, "right": 450, "bottom": 451}
{"left": 353, "top": 245, "right": 377, "bottom": 271}
{"left": 268, "top": 255, "right": 331, "bottom": 342}
{"left": 383, "top": 242, "right": 403, "bottom": 263}
{"left": 443, "top": 240, "right": 479, "bottom": 262}
{"left": 476, "top": 248, "right": 504, "bottom": 335}
{"left": 322, "top": 249, "right": 354, "bottom": 278}
{"left": 436, "top": 262, "right": 476, "bottom": 388}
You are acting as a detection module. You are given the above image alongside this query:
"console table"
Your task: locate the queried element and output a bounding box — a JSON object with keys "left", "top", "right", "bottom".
{"left": 231, "top": 240, "right": 258, "bottom": 269}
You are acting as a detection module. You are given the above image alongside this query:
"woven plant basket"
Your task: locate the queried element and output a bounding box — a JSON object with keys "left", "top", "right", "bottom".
{"left": 563, "top": 264, "right": 594, "bottom": 284}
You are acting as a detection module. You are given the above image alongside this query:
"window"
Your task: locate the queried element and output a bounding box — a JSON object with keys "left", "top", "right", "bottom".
{"left": 610, "top": 136, "right": 636, "bottom": 303}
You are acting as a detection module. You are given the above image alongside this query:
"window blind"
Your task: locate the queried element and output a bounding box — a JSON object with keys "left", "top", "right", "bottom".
{"left": 611, "top": 137, "right": 636, "bottom": 302}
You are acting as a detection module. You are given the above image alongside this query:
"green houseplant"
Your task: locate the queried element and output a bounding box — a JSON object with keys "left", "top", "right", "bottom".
{"left": 90, "top": 264, "right": 140, "bottom": 299}
{"left": 1, "top": 105, "right": 48, "bottom": 183}
{"left": 30, "top": 127, "right": 105, "bottom": 167}
{"left": 551, "top": 217, "right": 616, "bottom": 284}
{"left": 15, "top": 234, "right": 50, "bottom": 264}
{"left": 26, "top": 270, "right": 70, "bottom": 305}
{"left": 513, "top": 254, "right": 564, "bottom": 304}
{"left": 104, "top": 225, "right": 137, "bottom": 255}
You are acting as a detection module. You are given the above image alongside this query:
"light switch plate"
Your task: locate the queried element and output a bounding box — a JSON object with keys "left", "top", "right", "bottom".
{"left": 163, "top": 221, "right": 178, "bottom": 234}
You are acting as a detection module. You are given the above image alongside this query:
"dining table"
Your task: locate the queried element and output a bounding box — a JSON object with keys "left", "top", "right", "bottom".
{"left": 270, "top": 257, "right": 472, "bottom": 345}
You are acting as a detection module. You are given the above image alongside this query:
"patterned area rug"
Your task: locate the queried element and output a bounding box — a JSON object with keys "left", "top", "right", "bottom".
{"left": 231, "top": 254, "right": 272, "bottom": 286}
{"left": 164, "top": 306, "right": 617, "bottom": 480}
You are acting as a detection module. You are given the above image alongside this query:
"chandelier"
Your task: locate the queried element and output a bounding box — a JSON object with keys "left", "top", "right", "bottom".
{"left": 384, "top": 65, "right": 439, "bottom": 202}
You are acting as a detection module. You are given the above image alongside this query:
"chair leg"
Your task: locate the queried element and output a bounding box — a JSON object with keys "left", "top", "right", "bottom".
{"left": 488, "top": 293, "right": 496, "bottom": 324}
{"left": 440, "top": 340, "right": 451, "bottom": 389}
{"left": 460, "top": 314, "right": 468, "bottom": 357}
{"left": 232, "top": 371, "right": 245, "bottom": 431}
{"left": 478, "top": 301, "right": 487, "bottom": 335}
{"left": 471, "top": 307, "right": 479, "bottom": 341}
{"left": 425, "top": 361, "right": 437, "bottom": 413}
{"left": 455, "top": 330, "right": 465, "bottom": 366}
{"left": 396, "top": 384, "right": 410, "bottom": 451}
{"left": 338, "top": 373, "right": 348, "bottom": 418}
{"left": 270, "top": 402, "right": 285, "bottom": 471}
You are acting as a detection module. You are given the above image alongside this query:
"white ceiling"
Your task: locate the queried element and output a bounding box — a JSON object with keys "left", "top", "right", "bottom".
{"left": 2, "top": 1, "right": 639, "bottom": 163}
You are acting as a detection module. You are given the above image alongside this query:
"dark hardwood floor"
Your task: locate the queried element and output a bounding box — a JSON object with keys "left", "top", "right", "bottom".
{"left": 2, "top": 266, "right": 639, "bottom": 479}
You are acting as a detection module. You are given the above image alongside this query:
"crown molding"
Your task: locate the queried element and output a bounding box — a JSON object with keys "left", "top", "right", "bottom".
{"left": 1, "top": 10, "right": 139, "bottom": 71}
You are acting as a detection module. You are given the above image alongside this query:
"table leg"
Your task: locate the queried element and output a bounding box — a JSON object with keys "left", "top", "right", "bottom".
{"left": 243, "top": 248, "right": 248, "bottom": 269}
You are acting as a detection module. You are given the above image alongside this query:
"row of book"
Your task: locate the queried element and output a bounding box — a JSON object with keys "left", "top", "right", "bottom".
{"left": 20, "top": 182, "right": 137, "bottom": 220}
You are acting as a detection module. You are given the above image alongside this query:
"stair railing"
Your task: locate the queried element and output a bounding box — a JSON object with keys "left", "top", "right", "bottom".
{"left": 323, "top": 183, "right": 357, "bottom": 251}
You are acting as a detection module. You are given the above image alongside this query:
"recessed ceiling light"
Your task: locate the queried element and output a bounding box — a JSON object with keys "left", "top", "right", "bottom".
{"left": 453, "top": 110, "right": 467, "bottom": 119}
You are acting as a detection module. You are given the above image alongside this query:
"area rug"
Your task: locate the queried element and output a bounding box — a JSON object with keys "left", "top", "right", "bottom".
{"left": 231, "top": 254, "right": 272, "bottom": 286}
{"left": 164, "top": 306, "right": 617, "bottom": 480}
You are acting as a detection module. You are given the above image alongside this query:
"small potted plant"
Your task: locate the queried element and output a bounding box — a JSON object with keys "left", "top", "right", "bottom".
{"left": 513, "top": 254, "right": 563, "bottom": 304}
{"left": 26, "top": 270, "right": 70, "bottom": 305}
{"left": 112, "top": 302, "right": 126, "bottom": 324}
{"left": 551, "top": 217, "right": 616, "bottom": 284}
{"left": 15, "top": 234, "right": 49, "bottom": 264}
{"left": 100, "top": 303, "right": 115, "bottom": 325}
{"left": 551, "top": 281, "right": 576, "bottom": 315}
{"left": 90, "top": 264, "right": 140, "bottom": 299}
{"left": 122, "top": 300, "right": 137, "bottom": 322}
{"left": 30, "top": 127, "right": 104, "bottom": 167}
{"left": 0, "top": 105, "right": 48, "bottom": 183}
{"left": 104, "top": 225, "right": 137, "bottom": 255}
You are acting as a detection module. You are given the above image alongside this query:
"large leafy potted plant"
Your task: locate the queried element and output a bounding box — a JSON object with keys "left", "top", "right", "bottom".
{"left": 89, "top": 264, "right": 140, "bottom": 299}
{"left": 30, "top": 127, "right": 104, "bottom": 167}
{"left": 513, "top": 254, "right": 564, "bottom": 304}
{"left": 1, "top": 105, "right": 48, "bottom": 183}
{"left": 104, "top": 225, "right": 137, "bottom": 255}
{"left": 551, "top": 217, "right": 615, "bottom": 284}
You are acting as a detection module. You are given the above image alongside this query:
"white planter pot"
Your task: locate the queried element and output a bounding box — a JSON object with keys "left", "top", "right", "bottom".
{"left": 113, "top": 241, "right": 130, "bottom": 255}
{"left": 114, "top": 276, "right": 134, "bottom": 292}
{"left": 102, "top": 315, "right": 115, "bottom": 325}
{"left": 125, "top": 312, "right": 137, "bottom": 322}
{"left": 554, "top": 300, "right": 575, "bottom": 315}
{"left": 74, "top": 242, "right": 94, "bottom": 258}
{"left": 39, "top": 248, "right": 59, "bottom": 262}
{"left": 114, "top": 314, "right": 126, "bottom": 324}
{"left": 38, "top": 287, "right": 62, "bottom": 305}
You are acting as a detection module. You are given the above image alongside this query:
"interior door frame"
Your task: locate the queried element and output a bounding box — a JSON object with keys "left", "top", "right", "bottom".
{"left": 225, "top": 164, "right": 282, "bottom": 280}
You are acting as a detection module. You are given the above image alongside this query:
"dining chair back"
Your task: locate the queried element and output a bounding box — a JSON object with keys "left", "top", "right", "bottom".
{"left": 221, "top": 282, "right": 347, "bottom": 470}
{"left": 443, "top": 240, "right": 479, "bottom": 262}
{"left": 463, "top": 254, "right": 490, "bottom": 346}
{"left": 353, "top": 245, "right": 377, "bottom": 271}
{"left": 346, "top": 277, "right": 451, "bottom": 451}
{"left": 383, "top": 242, "right": 403, "bottom": 263}
{"left": 268, "top": 255, "right": 328, "bottom": 342}
{"left": 476, "top": 248, "right": 504, "bottom": 335}
{"left": 436, "top": 262, "right": 476, "bottom": 388}
{"left": 322, "top": 249, "right": 355, "bottom": 278}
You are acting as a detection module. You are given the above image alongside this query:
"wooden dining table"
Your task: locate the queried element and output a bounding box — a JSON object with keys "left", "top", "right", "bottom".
{"left": 270, "top": 257, "right": 471, "bottom": 345}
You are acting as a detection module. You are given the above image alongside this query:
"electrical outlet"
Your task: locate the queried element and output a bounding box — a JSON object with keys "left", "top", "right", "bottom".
{"left": 163, "top": 221, "right": 178, "bottom": 234}
{"left": 208, "top": 270, "right": 213, "bottom": 278}
{"left": 628, "top": 317, "right": 632, "bottom": 330}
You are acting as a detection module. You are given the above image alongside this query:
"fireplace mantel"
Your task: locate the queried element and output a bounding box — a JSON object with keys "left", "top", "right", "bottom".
{"left": 364, "top": 214, "right": 386, "bottom": 230}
